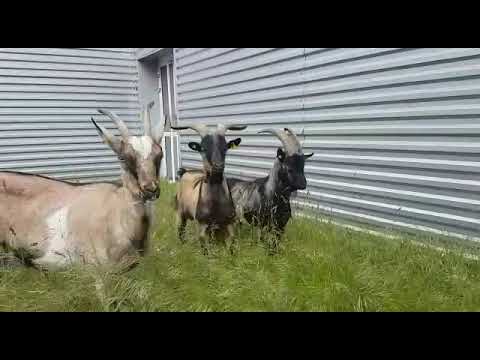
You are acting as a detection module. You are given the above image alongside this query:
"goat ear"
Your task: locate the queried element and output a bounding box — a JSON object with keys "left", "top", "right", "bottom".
{"left": 277, "top": 148, "right": 286, "bottom": 162}
{"left": 304, "top": 152, "right": 314, "bottom": 160}
{"left": 188, "top": 142, "right": 203, "bottom": 152}
{"left": 227, "top": 138, "right": 241, "bottom": 149}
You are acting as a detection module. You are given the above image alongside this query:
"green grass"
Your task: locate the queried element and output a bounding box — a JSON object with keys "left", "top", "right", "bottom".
{"left": 2, "top": 181, "right": 480, "bottom": 311}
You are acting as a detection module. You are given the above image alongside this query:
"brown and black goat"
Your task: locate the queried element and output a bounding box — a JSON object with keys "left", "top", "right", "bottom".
{"left": 171, "top": 123, "right": 247, "bottom": 254}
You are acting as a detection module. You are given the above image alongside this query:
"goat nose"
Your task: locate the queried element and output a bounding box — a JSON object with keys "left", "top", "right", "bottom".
{"left": 211, "top": 162, "right": 224, "bottom": 170}
{"left": 142, "top": 181, "right": 158, "bottom": 193}
{"left": 142, "top": 184, "right": 160, "bottom": 200}
{"left": 298, "top": 178, "right": 307, "bottom": 190}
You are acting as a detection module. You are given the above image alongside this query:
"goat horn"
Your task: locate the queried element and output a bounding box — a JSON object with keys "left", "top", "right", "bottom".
{"left": 149, "top": 102, "right": 165, "bottom": 143}
{"left": 283, "top": 127, "right": 302, "bottom": 151}
{"left": 91, "top": 117, "right": 110, "bottom": 138}
{"left": 91, "top": 117, "right": 119, "bottom": 148}
{"left": 171, "top": 124, "right": 209, "bottom": 138}
{"left": 217, "top": 124, "right": 248, "bottom": 135}
{"left": 97, "top": 109, "right": 130, "bottom": 140}
{"left": 258, "top": 128, "right": 301, "bottom": 154}
{"left": 143, "top": 103, "right": 152, "bottom": 136}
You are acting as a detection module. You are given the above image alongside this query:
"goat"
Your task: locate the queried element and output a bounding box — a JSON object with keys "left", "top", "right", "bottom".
{"left": 171, "top": 123, "right": 247, "bottom": 254}
{"left": 227, "top": 128, "right": 314, "bottom": 251}
{"left": 0, "top": 102, "right": 164, "bottom": 270}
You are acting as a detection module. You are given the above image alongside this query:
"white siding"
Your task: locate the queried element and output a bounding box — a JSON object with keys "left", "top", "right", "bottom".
{"left": 0, "top": 48, "right": 140, "bottom": 182}
{"left": 174, "top": 48, "right": 480, "bottom": 242}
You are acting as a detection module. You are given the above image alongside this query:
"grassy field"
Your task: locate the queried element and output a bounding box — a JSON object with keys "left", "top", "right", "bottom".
{"left": 1, "top": 181, "right": 480, "bottom": 311}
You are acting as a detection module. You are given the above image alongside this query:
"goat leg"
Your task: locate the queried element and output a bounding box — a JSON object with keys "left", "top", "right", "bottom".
{"left": 225, "top": 224, "right": 237, "bottom": 255}
{"left": 199, "top": 224, "right": 210, "bottom": 255}
{"left": 267, "top": 227, "right": 284, "bottom": 255}
{"left": 255, "top": 227, "right": 264, "bottom": 244}
{"left": 177, "top": 214, "right": 187, "bottom": 243}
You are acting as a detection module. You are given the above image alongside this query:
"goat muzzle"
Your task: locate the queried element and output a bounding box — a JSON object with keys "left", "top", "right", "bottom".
{"left": 144, "top": 190, "right": 160, "bottom": 201}
{"left": 141, "top": 186, "right": 160, "bottom": 201}
{"left": 207, "top": 165, "right": 225, "bottom": 184}
{"left": 211, "top": 164, "right": 225, "bottom": 173}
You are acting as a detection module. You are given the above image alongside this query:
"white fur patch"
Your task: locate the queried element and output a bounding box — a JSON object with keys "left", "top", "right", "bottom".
{"left": 37, "top": 206, "right": 71, "bottom": 267}
{"left": 128, "top": 136, "right": 153, "bottom": 160}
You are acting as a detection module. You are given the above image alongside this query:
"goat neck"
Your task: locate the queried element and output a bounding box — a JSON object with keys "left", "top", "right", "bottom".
{"left": 264, "top": 158, "right": 291, "bottom": 199}
{"left": 119, "top": 166, "right": 144, "bottom": 201}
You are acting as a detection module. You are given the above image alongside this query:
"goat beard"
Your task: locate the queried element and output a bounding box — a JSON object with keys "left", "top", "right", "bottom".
{"left": 206, "top": 169, "right": 224, "bottom": 184}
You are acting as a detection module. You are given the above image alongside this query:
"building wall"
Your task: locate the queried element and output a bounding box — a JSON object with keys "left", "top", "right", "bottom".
{"left": 174, "top": 48, "right": 480, "bottom": 242}
{"left": 0, "top": 48, "right": 140, "bottom": 183}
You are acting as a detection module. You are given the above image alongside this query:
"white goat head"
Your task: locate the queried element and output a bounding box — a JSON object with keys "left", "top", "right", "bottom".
{"left": 91, "top": 102, "right": 164, "bottom": 201}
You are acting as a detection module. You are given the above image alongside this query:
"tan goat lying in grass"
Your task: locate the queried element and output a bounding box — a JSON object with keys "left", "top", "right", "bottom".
{"left": 0, "top": 103, "right": 163, "bottom": 270}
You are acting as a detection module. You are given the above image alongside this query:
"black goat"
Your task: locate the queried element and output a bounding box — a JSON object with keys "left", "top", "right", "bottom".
{"left": 227, "top": 128, "right": 313, "bottom": 251}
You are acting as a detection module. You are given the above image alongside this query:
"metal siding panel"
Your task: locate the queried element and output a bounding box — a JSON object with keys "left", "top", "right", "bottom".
{"left": 0, "top": 60, "right": 137, "bottom": 74}
{"left": 177, "top": 51, "right": 480, "bottom": 102}
{"left": 175, "top": 48, "right": 236, "bottom": 67}
{"left": 175, "top": 47, "right": 480, "bottom": 242}
{"left": 0, "top": 84, "right": 137, "bottom": 94}
{"left": 0, "top": 76, "right": 137, "bottom": 88}
{"left": 176, "top": 48, "right": 404, "bottom": 92}
{"left": 79, "top": 48, "right": 135, "bottom": 53}
{"left": 0, "top": 69, "right": 137, "bottom": 81}
{"left": 0, "top": 48, "right": 135, "bottom": 60}
{"left": 0, "top": 48, "right": 140, "bottom": 183}
{"left": 178, "top": 48, "right": 277, "bottom": 76}
{"left": 0, "top": 52, "right": 137, "bottom": 67}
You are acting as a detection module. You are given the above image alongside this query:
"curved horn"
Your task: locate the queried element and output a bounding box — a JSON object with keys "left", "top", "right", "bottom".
{"left": 171, "top": 124, "right": 209, "bottom": 138}
{"left": 143, "top": 101, "right": 155, "bottom": 136}
{"left": 143, "top": 106, "right": 151, "bottom": 137}
{"left": 90, "top": 117, "right": 121, "bottom": 153}
{"left": 283, "top": 127, "right": 302, "bottom": 151}
{"left": 91, "top": 117, "right": 113, "bottom": 140}
{"left": 258, "top": 128, "right": 300, "bottom": 154}
{"left": 97, "top": 109, "right": 130, "bottom": 140}
{"left": 217, "top": 124, "right": 248, "bottom": 135}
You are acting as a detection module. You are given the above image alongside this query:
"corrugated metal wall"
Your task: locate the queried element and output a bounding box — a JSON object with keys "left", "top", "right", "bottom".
{"left": 0, "top": 48, "right": 140, "bottom": 183}
{"left": 174, "top": 48, "right": 480, "bottom": 242}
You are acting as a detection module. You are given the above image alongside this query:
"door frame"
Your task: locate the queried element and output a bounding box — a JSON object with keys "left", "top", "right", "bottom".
{"left": 137, "top": 48, "right": 179, "bottom": 181}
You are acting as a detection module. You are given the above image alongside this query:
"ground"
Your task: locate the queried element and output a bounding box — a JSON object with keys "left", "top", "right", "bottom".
{"left": 1, "top": 181, "right": 480, "bottom": 311}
